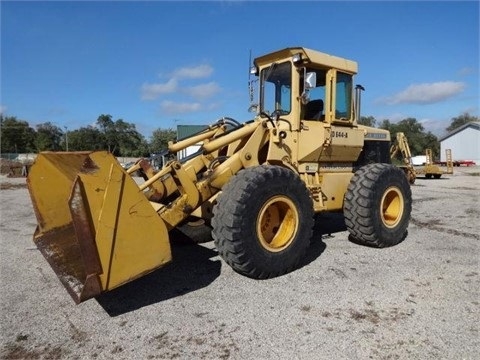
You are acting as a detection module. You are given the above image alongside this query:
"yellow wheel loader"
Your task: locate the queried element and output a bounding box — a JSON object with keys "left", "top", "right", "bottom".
{"left": 27, "top": 47, "right": 412, "bottom": 303}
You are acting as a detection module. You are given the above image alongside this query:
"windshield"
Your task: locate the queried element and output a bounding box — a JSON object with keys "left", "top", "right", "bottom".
{"left": 260, "top": 61, "right": 292, "bottom": 116}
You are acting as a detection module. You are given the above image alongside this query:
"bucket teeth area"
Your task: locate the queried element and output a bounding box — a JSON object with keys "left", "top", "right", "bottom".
{"left": 34, "top": 225, "right": 96, "bottom": 302}
{"left": 28, "top": 151, "right": 172, "bottom": 303}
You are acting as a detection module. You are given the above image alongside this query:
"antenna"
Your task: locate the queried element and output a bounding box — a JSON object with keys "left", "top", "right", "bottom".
{"left": 248, "top": 49, "right": 252, "bottom": 78}
{"left": 248, "top": 49, "right": 254, "bottom": 104}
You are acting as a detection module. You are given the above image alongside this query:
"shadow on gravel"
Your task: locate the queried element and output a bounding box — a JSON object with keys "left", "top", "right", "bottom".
{"left": 415, "top": 176, "right": 450, "bottom": 181}
{"left": 314, "top": 211, "right": 347, "bottom": 235}
{"left": 300, "top": 212, "right": 347, "bottom": 267}
{"left": 97, "top": 213, "right": 347, "bottom": 317}
{"left": 96, "top": 229, "right": 221, "bottom": 317}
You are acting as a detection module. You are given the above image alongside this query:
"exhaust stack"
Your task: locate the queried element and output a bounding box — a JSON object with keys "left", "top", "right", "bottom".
{"left": 355, "top": 84, "right": 365, "bottom": 123}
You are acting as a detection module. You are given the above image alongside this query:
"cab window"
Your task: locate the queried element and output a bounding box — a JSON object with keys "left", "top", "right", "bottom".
{"left": 301, "top": 68, "right": 327, "bottom": 121}
{"left": 261, "top": 61, "right": 292, "bottom": 116}
{"left": 305, "top": 68, "right": 327, "bottom": 102}
{"left": 335, "top": 72, "right": 353, "bottom": 120}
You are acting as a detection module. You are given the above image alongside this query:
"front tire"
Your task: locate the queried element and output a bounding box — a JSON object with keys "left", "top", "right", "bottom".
{"left": 212, "top": 165, "right": 314, "bottom": 279}
{"left": 344, "top": 163, "right": 412, "bottom": 248}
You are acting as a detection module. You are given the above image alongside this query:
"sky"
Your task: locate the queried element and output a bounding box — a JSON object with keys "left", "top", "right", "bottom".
{"left": 1, "top": 1, "right": 479, "bottom": 139}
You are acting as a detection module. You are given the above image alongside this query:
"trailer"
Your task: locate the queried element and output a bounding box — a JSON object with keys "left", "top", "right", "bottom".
{"left": 435, "top": 159, "right": 476, "bottom": 167}
{"left": 415, "top": 149, "right": 453, "bottom": 179}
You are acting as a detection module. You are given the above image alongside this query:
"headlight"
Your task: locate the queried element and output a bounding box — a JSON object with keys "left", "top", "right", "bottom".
{"left": 292, "top": 53, "right": 302, "bottom": 65}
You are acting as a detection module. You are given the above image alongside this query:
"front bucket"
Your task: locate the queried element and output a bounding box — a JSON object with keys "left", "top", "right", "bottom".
{"left": 27, "top": 151, "right": 172, "bottom": 303}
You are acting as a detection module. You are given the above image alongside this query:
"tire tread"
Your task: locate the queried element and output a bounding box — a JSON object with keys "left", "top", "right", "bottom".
{"left": 344, "top": 163, "right": 412, "bottom": 248}
{"left": 212, "top": 165, "right": 314, "bottom": 279}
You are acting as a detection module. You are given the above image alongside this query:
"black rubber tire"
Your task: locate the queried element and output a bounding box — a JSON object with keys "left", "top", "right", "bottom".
{"left": 212, "top": 165, "right": 314, "bottom": 279}
{"left": 344, "top": 163, "right": 412, "bottom": 248}
{"left": 426, "top": 174, "right": 433, "bottom": 179}
{"left": 433, "top": 174, "right": 442, "bottom": 179}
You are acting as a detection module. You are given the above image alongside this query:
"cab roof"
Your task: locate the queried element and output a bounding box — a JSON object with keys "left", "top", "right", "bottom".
{"left": 254, "top": 47, "right": 358, "bottom": 74}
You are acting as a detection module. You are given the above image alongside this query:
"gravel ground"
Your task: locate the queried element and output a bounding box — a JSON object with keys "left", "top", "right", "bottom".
{"left": 0, "top": 166, "right": 479, "bottom": 359}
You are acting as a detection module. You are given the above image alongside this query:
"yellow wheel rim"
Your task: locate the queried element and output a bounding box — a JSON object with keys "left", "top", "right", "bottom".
{"left": 256, "top": 196, "right": 299, "bottom": 252}
{"left": 380, "top": 186, "right": 404, "bottom": 228}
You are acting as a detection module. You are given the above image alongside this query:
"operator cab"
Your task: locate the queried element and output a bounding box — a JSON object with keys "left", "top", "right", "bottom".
{"left": 250, "top": 47, "right": 357, "bottom": 126}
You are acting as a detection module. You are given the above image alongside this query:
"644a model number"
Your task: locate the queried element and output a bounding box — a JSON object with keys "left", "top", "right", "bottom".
{"left": 331, "top": 131, "right": 348, "bottom": 138}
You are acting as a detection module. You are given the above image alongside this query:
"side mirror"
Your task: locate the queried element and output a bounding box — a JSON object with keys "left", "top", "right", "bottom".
{"left": 300, "top": 71, "right": 316, "bottom": 104}
{"left": 305, "top": 72, "right": 317, "bottom": 89}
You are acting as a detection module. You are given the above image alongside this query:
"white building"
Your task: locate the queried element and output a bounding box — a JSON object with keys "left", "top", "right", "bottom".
{"left": 439, "top": 122, "right": 480, "bottom": 164}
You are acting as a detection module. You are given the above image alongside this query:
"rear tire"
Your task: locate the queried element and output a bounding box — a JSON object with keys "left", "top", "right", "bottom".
{"left": 344, "top": 163, "right": 411, "bottom": 248}
{"left": 212, "top": 165, "right": 314, "bottom": 279}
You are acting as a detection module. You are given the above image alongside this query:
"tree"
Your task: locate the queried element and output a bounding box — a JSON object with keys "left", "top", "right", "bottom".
{"left": 379, "top": 117, "right": 440, "bottom": 158}
{"left": 34, "top": 122, "right": 64, "bottom": 151}
{"left": 150, "top": 128, "right": 177, "bottom": 153}
{"left": 67, "top": 126, "right": 104, "bottom": 151}
{"left": 94, "top": 114, "right": 149, "bottom": 156}
{"left": 358, "top": 116, "right": 376, "bottom": 127}
{"left": 446, "top": 112, "right": 478, "bottom": 133}
{"left": 422, "top": 132, "right": 440, "bottom": 158}
{"left": 114, "top": 119, "right": 149, "bottom": 157}
{"left": 0, "top": 113, "right": 163, "bottom": 157}
{"left": 96, "top": 114, "right": 116, "bottom": 153}
{"left": 0, "top": 115, "right": 36, "bottom": 153}
{"left": 377, "top": 118, "right": 392, "bottom": 131}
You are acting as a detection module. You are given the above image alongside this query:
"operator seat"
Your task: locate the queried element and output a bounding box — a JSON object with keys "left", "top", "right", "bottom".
{"left": 304, "top": 99, "right": 324, "bottom": 120}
